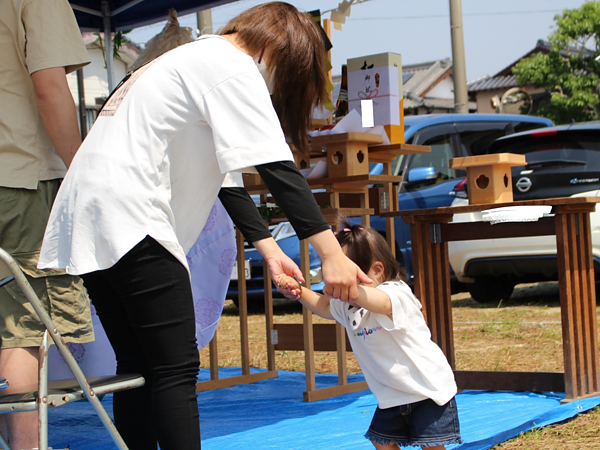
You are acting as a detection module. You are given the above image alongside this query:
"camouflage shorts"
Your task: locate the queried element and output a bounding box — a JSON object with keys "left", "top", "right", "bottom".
{"left": 0, "top": 180, "right": 94, "bottom": 348}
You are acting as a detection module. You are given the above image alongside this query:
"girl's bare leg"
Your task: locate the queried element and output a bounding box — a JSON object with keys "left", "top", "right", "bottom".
{"left": 373, "top": 443, "right": 399, "bottom": 450}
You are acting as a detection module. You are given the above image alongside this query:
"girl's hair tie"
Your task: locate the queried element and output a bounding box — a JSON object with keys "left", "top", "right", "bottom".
{"left": 334, "top": 227, "right": 352, "bottom": 235}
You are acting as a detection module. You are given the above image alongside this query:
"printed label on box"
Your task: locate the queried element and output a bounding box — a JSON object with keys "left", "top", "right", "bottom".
{"left": 347, "top": 53, "right": 402, "bottom": 128}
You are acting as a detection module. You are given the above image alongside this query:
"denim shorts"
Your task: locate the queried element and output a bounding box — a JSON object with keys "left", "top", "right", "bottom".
{"left": 365, "top": 397, "right": 462, "bottom": 448}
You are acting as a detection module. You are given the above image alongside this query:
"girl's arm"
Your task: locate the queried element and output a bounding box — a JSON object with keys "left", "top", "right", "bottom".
{"left": 277, "top": 274, "right": 392, "bottom": 317}
{"left": 352, "top": 285, "right": 392, "bottom": 315}
{"left": 276, "top": 275, "right": 334, "bottom": 320}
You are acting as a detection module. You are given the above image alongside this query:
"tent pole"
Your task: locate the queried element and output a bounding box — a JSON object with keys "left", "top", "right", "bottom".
{"left": 102, "top": 0, "right": 115, "bottom": 91}
{"left": 196, "top": 9, "right": 213, "bottom": 36}
{"left": 76, "top": 68, "right": 88, "bottom": 139}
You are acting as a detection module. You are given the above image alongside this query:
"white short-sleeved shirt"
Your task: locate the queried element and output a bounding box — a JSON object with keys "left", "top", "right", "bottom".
{"left": 329, "top": 281, "right": 457, "bottom": 409}
{"left": 38, "top": 36, "right": 293, "bottom": 275}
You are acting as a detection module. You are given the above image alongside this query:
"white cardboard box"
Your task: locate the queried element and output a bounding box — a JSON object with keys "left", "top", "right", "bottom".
{"left": 347, "top": 52, "right": 403, "bottom": 129}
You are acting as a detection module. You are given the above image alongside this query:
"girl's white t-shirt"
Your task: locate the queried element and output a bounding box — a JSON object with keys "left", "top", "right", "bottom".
{"left": 329, "top": 281, "right": 457, "bottom": 409}
{"left": 38, "top": 36, "right": 293, "bottom": 275}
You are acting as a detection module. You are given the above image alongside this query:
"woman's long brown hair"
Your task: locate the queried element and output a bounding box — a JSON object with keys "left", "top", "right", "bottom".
{"left": 221, "top": 2, "right": 328, "bottom": 154}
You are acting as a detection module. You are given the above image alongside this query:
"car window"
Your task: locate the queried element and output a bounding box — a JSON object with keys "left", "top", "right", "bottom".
{"left": 407, "top": 134, "right": 464, "bottom": 189}
{"left": 459, "top": 128, "right": 510, "bottom": 156}
{"left": 491, "top": 131, "right": 600, "bottom": 154}
{"left": 490, "top": 131, "right": 600, "bottom": 166}
{"left": 457, "top": 121, "right": 550, "bottom": 156}
{"left": 391, "top": 135, "right": 414, "bottom": 176}
{"left": 512, "top": 121, "right": 550, "bottom": 134}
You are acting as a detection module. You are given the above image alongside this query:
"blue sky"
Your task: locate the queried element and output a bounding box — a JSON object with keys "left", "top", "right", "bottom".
{"left": 128, "top": 0, "right": 592, "bottom": 81}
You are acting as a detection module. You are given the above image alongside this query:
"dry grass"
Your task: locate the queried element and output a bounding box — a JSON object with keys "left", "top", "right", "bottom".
{"left": 200, "top": 281, "right": 600, "bottom": 449}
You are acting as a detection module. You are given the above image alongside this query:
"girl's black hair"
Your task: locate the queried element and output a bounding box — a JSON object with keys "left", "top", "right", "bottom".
{"left": 335, "top": 220, "right": 408, "bottom": 283}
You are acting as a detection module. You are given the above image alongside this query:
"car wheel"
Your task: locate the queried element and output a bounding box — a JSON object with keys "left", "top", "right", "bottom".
{"left": 467, "top": 276, "right": 515, "bottom": 304}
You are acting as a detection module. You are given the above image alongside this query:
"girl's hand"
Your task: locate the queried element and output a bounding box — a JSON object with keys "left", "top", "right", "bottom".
{"left": 275, "top": 274, "right": 301, "bottom": 300}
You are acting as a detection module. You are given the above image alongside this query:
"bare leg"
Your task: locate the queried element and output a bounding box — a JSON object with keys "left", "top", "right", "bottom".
{"left": 422, "top": 446, "right": 445, "bottom": 450}
{"left": 0, "top": 347, "right": 39, "bottom": 449}
{"left": 373, "top": 442, "right": 400, "bottom": 450}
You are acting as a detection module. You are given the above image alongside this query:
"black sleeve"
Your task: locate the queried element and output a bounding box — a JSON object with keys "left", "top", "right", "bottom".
{"left": 255, "top": 161, "right": 330, "bottom": 240}
{"left": 218, "top": 187, "right": 272, "bottom": 243}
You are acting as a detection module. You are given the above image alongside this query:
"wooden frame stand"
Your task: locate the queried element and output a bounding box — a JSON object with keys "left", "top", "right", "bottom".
{"left": 382, "top": 197, "right": 600, "bottom": 401}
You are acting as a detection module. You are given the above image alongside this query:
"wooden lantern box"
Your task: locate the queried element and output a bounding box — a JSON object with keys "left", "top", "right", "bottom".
{"left": 309, "top": 132, "right": 383, "bottom": 178}
{"left": 450, "top": 153, "right": 526, "bottom": 205}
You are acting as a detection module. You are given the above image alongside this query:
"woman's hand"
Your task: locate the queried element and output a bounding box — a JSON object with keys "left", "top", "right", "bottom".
{"left": 321, "top": 253, "right": 372, "bottom": 302}
{"left": 307, "top": 229, "right": 372, "bottom": 303}
{"left": 251, "top": 237, "right": 304, "bottom": 299}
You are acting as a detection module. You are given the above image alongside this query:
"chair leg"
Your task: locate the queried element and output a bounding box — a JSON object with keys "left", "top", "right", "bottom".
{"left": 0, "top": 248, "right": 131, "bottom": 450}
{"left": 0, "top": 431, "right": 10, "bottom": 450}
{"left": 37, "top": 331, "right": 49, "bottom": 450}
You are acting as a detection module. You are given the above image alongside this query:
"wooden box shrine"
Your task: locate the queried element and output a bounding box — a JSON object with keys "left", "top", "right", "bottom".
{"left": 450, "top": 153, "right": 526, "bottom": 205}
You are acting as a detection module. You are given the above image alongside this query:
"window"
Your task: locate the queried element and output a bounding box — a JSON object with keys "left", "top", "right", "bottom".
{"left": 408, "top": 134, "right": 463, "bottom": 187}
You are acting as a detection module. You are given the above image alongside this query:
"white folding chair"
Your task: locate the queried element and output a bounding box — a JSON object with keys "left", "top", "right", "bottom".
{"left": 0, "top": 247, "right": 145, "bottom": 450}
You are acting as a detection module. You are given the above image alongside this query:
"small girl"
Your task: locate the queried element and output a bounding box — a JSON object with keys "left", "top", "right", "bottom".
{"left": 276, "top": 223, "right": 462, "bottom": 450}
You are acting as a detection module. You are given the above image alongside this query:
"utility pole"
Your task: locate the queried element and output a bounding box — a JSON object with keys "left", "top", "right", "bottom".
{"left": 196, "top": 9, "right": 213, "bottom": 36}
{"left": 449, "top": 0, "right": 468, "bottom": 113}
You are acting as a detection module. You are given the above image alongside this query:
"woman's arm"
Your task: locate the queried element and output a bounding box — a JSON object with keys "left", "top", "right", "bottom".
{"left": 218, "top": 187, "right": 305, "bottom": 291}
{"left": 256, "top": 161, "right": 372, "bottom": 302}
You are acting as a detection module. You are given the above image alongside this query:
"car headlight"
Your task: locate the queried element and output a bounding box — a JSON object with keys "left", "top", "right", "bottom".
{"left": 310, "top": 267, "right": 323, "bottom": 284}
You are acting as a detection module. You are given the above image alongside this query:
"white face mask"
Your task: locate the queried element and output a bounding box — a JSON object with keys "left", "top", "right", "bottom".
{"left": 253, "top": 55, "right": 275, "bottom": 95}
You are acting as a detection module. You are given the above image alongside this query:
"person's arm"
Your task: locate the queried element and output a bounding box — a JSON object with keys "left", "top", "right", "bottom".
{"left": 276, "top": 274, "right": 390, "bottom": 316}
{"left": 275, "top": 274, "right": 334, "bottom": 319}
{"left": 218, "top": 186, "right": 305, "bottom": 292}
{"left": 256, "top": 161, "right": 372, "bottom": 302}
{"left": 218, "top": 187, "right": 272, "bottom": 243}
{"left": 350, "top": 285, "right": 392, "bottom": 315}
{"left": 304, "top": 229, "right": 370, "bottom": 302}
{"left": 31, "top": 67, "right": 82, "bottom": 168}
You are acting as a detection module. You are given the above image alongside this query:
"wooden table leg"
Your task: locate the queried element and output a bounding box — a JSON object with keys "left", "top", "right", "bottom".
{"left": 555, "top": 211, "right": 600, "bottom": 400}
{"left": 410, "top": 222, "right": 455, "bottom": 369}
{"left": 300, "top": 239, "right": 316, "bottom": 398}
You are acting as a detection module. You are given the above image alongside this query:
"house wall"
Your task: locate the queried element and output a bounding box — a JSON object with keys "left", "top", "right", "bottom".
{"left": 475, "top": 90, "right": 500, "bottom": 114}
{"left": 475, "top": 86, "right": 546, "bottom": 114}
{"left": 66, "top": 46, "right": 130, "bottom": 108}
{"left": 424, "top": 76, "right": 454, "bottom": 99}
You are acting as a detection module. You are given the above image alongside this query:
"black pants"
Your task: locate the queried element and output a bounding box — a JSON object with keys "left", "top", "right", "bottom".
{"left": 82, "top": 236, "right": 201, "bottom": 450}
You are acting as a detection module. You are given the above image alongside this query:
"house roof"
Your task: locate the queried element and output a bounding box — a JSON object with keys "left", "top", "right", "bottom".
{"left": 468, "top": 39, "right": 596, "bottom": 93}
{"left": 402, "top": 58, "right": 452, "bottom": 98}
{"left": 467, "top": 74, "right": 518, "bottom": 92}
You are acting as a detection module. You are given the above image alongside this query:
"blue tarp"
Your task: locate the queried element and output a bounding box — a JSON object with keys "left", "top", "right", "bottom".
{"left": 46, "top": 368, "right": 600, "bottom": 449}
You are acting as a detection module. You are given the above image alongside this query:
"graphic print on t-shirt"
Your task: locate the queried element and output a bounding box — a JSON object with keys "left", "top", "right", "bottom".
{"left": 99, "top": 59, "right": 157, "bottom": 117}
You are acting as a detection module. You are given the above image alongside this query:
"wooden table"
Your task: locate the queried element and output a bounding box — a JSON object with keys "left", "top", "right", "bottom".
{"left": 382, "top": 197, "right": 600, "bottom": 401}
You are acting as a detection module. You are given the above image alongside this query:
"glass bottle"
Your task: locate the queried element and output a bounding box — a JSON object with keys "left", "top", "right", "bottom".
{"left": 334, "top": 64, "right": 348, "bottom": 123}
